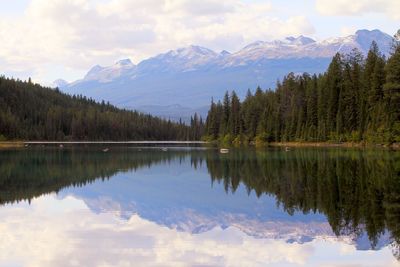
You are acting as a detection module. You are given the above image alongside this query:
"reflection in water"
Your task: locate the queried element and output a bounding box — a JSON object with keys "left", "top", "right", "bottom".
{"left": 205, "top": 149, "right": 400, "bottom": 253}
{"left": 0, "top": 147, "right": 190, "bottom": 204}
{"left": 1, "top": 195, "right": 396, "bottom": 267}
{"left": 0, "top": 147, "right": 399, "bottom": 265}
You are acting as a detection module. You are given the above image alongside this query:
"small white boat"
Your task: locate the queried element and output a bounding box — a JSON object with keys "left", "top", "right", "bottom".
{"left": 285, "top": 147, "right": 290, "bottom": 152}
{"left": 220, "top": 148, "right": 229, "bottom": 154}
{"left": 161, "top": 148, "right": 168, "bottom": 152}
{"left": 102, "top": 148, "right": 109, "bottom": 152}
{"left": 59, "top": 144, "right": 64, "bottom": 148}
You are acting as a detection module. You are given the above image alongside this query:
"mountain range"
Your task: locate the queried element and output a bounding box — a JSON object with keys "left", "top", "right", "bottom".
{"left": 57, "top": 29, "right": 395, "bottom": 121}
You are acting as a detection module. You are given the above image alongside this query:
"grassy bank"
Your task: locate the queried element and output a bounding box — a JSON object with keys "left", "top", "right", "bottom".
{"left": 1, "top": 140, "right": 398, "bottom": 150}
{"left": 205, "top": 138, "right": 400, "bottom": 149}
{"left": 268, "top": 142, "right": 399, "bottom": 149}
{"left": 0, "top": 142, "right": 24, "bottom": 149}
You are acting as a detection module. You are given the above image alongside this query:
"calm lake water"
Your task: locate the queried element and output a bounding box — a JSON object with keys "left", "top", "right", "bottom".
{"left": 0, "top": 146, "right": 399, "bottom": 267}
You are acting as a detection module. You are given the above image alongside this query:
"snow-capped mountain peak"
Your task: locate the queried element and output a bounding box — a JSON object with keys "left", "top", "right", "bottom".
{"left": 137, "top": 45, "right": 219, "bottom": 73}
{"left": 82, "top": 59, "right": 136, "bottom": 83}
{"left": 71, "top": 29, "right": 393, "bottom": 85}
{"left": 84, "top": 65, "right": 105, "bottom": 80}
{"left": 354, "top": 29, "right": 394, "bottom": 55}
{"left": 178, "top": 45, "right": 217, "bottom": 57}
{"left": 285, "top": 35, "right": 316, "bottom": 45}
{"left": 242, "top": 40, "right": 266, "bottom": 50}
{"left": 242, "top": 35, "right": 316, "bottom": 51}
{"left": 60, "top": 29, "right": 395, "bottom": 117}
{"left": 115, "top": 58, "right": 135, "bottom": 67}
{"left": 159, "top": 45, "right": 218, "bottom": 60}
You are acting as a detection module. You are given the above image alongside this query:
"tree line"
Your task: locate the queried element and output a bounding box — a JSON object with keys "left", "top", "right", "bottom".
{"left": 204, "top": 41, "right": 400, "bottom": 145}
{"left": 0, "top": 77, "right": 204, "bottom": 141}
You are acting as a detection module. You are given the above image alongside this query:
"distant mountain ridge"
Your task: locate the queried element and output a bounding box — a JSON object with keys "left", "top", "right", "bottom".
{"left": 58, "top": 29, "right": 395, "bottom": 120}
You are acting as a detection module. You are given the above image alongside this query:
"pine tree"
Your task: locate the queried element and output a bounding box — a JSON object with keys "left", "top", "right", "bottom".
{"left": 220, "top": 91, "right": 230, "bottom": 136}
{"left": 317, "top": 75, "right": 328, "bottom": 140}
{"left": 205, "top": 98, "right": 219, "bottom": 138}
{"left": 229, "top": 91, "right": 241, "bottom": 136}
{"left": 339, "top": 50, "right": 362, "bottom": 139}
{"left": 306, "top": 74, "right": 318, "bottom": 140}
{"left": 383, "top": 43, "right": 400, "bottom": 142}
{"left": 326, "top": 53, "right": 343, "bottom": 139}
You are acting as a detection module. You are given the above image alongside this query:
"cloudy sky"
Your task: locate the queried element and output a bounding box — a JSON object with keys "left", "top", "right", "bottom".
{"left": 0, "top": 0, "right": 399, "bottom": 84}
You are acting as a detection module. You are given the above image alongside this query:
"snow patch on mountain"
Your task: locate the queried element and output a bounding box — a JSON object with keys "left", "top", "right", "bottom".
{"left": 71, "top": 192, "right": 392, "bottom": 250}
{"left": 137, "top": 45, "right": 219, "bottom": 73}
{"left": 56, "top": 29, "right": 395, "bottom": 119}
{"left": 82, "top": 59, "right": 136, "bottom": 83}
{"left": 59, "top": 29, "right": 394, "bottom": 86}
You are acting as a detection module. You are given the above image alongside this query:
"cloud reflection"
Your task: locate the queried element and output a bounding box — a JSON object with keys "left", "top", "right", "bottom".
{"left": 0, "top": 195, "right": 397, "bottom": 267}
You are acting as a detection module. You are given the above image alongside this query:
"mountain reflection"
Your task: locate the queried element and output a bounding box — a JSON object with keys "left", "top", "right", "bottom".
{"left": 0, "top": 147, "right": 399, "bottom": 258}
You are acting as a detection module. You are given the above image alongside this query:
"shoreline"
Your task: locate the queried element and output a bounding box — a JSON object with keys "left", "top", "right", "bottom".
{"left": 268, "top": 142, "right": 399, "bottom": 149}
{"left": 0, "top": 141, "right": 399, "bottom": 150}
{"left": 0, "top": 141, "right": 207, "bottom": 149}
{"left": 0, "top": 142, "right": 24, "bottom": 149}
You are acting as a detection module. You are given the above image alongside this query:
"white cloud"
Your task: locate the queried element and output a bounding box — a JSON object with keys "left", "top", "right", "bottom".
{"left": 0, "top": 0, "right": 315, "bottom": 83}
{"left": 340, "top": 26, "right": 357, "bottom": 36}
{"left": 315, "top": 0, "right": 400, "bottom": 20}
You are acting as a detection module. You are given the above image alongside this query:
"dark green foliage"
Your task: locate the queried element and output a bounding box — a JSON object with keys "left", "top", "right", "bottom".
{"left": 205, "top": 148, "right": 400, "bottom": 253}
{"left": 384, "top": 44, "right": 400, "bottom": 143}
{"left": 0, "top": 77, "right": 203, "bottom": 140}
{"left": 0, "top": 148, "right": 193, "bottom": 204}
{"left": 205, "top": 43, "right": 400, "bottom": 144}
{"left": 326, "top": 53, "right": 343, "bottom": 137}
{"left": 229, "top": 91, "right": 241, "bottom": 136}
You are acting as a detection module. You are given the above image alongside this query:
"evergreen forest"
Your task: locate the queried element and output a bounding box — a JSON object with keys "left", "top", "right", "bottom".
{"left": 204, "top": 42, "right": 400, "bottom": 145}
{"left": 0, "top": 77, "right": 204, "bottom": 141}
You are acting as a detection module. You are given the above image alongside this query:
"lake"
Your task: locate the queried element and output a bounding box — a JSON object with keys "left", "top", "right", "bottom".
{"left": 0, "top": 146, "right": 399, "bottom": 266}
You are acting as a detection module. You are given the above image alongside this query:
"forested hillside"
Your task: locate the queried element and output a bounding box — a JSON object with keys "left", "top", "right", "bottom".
{"left": 204, "top": 42, "right": 400, "bottom": 145}
{"left": 0, "top": 77, "right": 204, "bottom": 141}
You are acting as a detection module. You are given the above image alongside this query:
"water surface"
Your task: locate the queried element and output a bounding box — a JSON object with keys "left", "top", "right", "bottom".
{"left": 0, "top": 147, "right": 399, "bottom": 266}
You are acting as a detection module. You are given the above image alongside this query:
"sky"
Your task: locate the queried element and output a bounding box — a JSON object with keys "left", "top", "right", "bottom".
{"left": 0, "top": 0, "right": 399, "bottom": 85}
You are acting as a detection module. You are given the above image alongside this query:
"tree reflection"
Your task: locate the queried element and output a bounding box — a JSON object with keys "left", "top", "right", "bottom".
{"left": 203, "top": 148, "right": 400, "bottom": 258}
{"left": 0, "top": 147, "right": 190, "bottom": 205}
{"left": 0, "top": 147, "right": 399, "bottom": 258}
